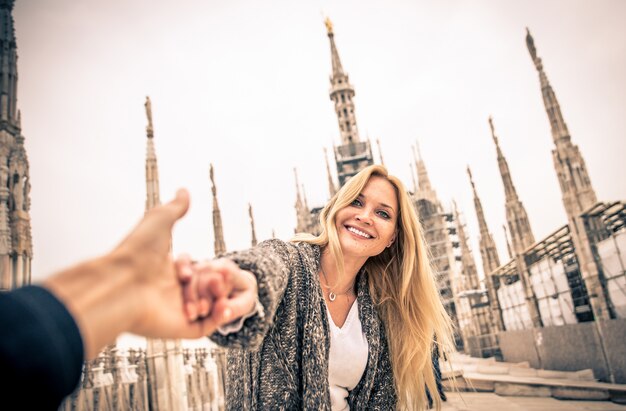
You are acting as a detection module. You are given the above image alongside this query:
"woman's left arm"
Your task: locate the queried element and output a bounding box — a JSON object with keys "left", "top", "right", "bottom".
{"left": 178, "top": 239, "right": 299, "bottom": 350}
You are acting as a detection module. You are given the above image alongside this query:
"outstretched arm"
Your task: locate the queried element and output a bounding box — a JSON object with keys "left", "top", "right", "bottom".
{"left": 44, "top": 189, "right": 220, "bottom": 359}
{"left": 1, "top": 189, "right": 224, "bottom": 409}
{"left": 178, "top": 239, "right": 299, "bottom": 350}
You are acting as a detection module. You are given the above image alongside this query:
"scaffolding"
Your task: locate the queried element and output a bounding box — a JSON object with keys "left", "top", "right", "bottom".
{"left": 583, "top": 201, "right": 626, "bottom": 319}
{"left": 492, "top": 259, "right": 532, "bottom": 331}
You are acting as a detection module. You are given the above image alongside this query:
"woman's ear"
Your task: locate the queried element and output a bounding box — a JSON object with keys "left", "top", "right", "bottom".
{"left": 387, "top": 230, "right": 398, "bottom": 248}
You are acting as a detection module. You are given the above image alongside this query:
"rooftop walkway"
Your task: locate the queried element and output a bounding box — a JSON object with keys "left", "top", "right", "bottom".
{"left": 441, "top": 353, "right": 626, "bottom": 409}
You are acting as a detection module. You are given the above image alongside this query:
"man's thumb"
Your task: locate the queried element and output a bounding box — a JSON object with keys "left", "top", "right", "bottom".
{"left": 163, "top": 188, "right": 190, "bottom": 222}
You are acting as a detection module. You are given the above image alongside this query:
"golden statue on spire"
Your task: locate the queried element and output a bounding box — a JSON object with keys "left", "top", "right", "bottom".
{"left": 324, "top": 17, "right": 333, "bottom": 34}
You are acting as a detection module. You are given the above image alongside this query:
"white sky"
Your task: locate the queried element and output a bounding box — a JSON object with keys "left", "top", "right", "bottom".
{"left": 14, "top": 0, "right": 626, "bottom": 282}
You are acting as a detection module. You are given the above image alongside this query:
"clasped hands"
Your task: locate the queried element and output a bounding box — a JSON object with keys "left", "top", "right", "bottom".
{"left": 106, "top": 189, "right": 258, "bottom": 344}
{"left": 176, "top": 256, "right": 258, "bottom": 331}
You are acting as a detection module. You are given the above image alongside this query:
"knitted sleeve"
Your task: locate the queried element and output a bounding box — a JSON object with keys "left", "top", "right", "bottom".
{"left": 209, "top": 239, "right": 299, "bottom": 350}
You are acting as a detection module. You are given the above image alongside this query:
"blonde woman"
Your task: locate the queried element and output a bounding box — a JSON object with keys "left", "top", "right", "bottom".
{"left": 179, "top": 165, "right": 455, "bottom": 410}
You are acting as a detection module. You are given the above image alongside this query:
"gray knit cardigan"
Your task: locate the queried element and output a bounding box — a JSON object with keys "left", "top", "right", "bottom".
{"left": 211, "top": 239, "right": 444, "bottom": 410}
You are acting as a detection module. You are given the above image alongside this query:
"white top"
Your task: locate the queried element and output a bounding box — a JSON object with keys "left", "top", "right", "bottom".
{"left": 326, "top": 301, "right": 369, "bottom": 411}
{"left": 218, "top": 297, "right": 369, "bottom": 411}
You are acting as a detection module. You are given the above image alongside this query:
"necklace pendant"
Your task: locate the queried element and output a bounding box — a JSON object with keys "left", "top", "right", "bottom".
{"left": 329, "top": 291, "right": 336, "bottom": 302}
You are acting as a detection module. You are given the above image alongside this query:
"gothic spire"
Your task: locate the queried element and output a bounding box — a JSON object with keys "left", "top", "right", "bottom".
{"left": 0, "top": 0, "right": 19, "bottom": 128}
{"left": 409, "top": 162, "right": 417, "bottom": 193}
{"left": 467, "top": 166, "right": 501, "bottom": 273}
{"left": 301, "top": 183, "right": 309, "bottom": 211}
{"left": 489, "top": 116, "right": 535, "bottom": 254}
{"left": 503, "top": 224, "right": 513, "bottom": 260}
{"left": 489, "top": 116, "right": 519, "bottom": 202}
{"left": 144, "top": 97, "right": 160, "bottom": 210}
{"left": 325, "top": 17, "right": 345, "bottom": 78}
{"left": 526, "top": 28, "right": 597, "bottom": 217}
{"left": 324, "top": 148, "right": 337, "bottom": 198}
{"left": 411, "top": 142, "right": 439, "bottom": 207}
{"left": 468, "top": 166, "right": 504, "bottom": 331}
{"left": 294, "top": 168, "right": 309, "bottom": 233}
{"left": 414, "top": 142, "right": 433, "bottom": 193}
{"left": 294, "top": 167, "right": 303, "bottom": 211}
{"left": 376, "top": 138, "right": 385, "bottom": 166}
{"left": 210, "top": 163, "right": 226, "bottom": 256}
{"left": 326, "top": 17, "right": 360, "bottom": 145}
{"left": 248, "top": 203, "right": 257, "bottom": 247}
{"left": 526, "top": 28, "right": 569, "bottom": 145}
{"left": 143, "top": 96, "right": 188, "bottom": 409}
{"left": 453, "top": 201, "right": 480, "bottom": 291}
{"left": 527, "top": 28, "right": 607, "bottom": 320}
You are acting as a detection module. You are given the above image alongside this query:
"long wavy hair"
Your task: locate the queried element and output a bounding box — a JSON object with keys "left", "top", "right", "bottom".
{"left": 293, "top": 164, "right": 454, "bottom": 410}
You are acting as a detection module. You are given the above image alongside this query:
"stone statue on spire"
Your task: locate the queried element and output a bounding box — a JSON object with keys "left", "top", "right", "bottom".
{"left": 210, "top": 163, "right": 217, "bottom": 197}
{"left": 145, "top": 96, "right": 154, "bottom": 138}
{"left": 210, "top": 163, "right": 226, "bottom": 256}
{"left": 323, "top": 148, "right": 337, "bottom": 198}
{"left": 248, "top": 203, "right": 258, "bottom": 247}
{"left": 488, "top": 115, "right": 497, "bottom": 144}
{"left": 526, "top": 27, "right": 537, "bottom": 62}
{"left": 376, "top": 138, "right": 385, "bottom": 166}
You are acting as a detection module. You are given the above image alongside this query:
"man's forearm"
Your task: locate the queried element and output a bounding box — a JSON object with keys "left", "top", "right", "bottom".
{"left": 44, "top": 252, "right": 140, "bottom": 359}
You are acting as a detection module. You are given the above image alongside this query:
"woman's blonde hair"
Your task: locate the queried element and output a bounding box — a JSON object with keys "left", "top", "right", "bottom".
{"left": 293, "top": 164, "right": 454, "bottom": 410}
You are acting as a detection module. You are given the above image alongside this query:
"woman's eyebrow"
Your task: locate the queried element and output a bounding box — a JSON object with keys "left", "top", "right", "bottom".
{"left": 359, "top": 193, "right": 395, "bottom": 211}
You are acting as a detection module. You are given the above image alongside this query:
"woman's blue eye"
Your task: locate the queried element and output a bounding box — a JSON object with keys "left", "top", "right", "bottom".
{"left": 377, "top": 210, "right": 391, "bottom": 219}
{"left": 351, "top": 198, "right": 362, "bottom": 207}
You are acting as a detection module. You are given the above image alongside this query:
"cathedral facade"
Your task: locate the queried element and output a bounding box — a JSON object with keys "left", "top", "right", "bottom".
{"left": 0, "top": 0, "right": 32, "bottom": 292}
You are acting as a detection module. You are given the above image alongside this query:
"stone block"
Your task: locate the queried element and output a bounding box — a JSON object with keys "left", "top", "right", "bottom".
{"left": 441, "top": 369, "right": 463, "bottom": 380}
{"left": 551, "top": 386, "right": 609, "bottom": 400}
{"left": 537, "top": 369, "right": 571, "bottom": 379}
{"left": 476, "top": 364, "right": 510, "bottom": 375}
{"left": 573, "top": 369, "right": 596, "bottom": 381}
{"left": 463, "top": 378, "right": 495, "bottom": 392}
{"left": 442, "top": 377, "right": 468, "bottom": 392}
{"left": 494, "top": 382, "right": 551, "bottom": 397}
{"left": 509, "top": 367, "right": 538, "bottom": 377}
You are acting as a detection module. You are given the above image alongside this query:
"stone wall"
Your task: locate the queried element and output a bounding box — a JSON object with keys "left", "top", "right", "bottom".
{"left": 498, "top": 319, "right": 626, "bottom": 383}
{"left": 598, "top": 319, "right": 626, "bottom": 383}
{"left": 498, "top": 329, "right": 540, "bottom": 368}
{"left": 535, "top": 322, "right": 608, "bottom": 381}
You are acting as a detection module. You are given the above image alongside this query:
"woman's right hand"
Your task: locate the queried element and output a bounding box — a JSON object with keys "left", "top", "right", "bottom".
{"left": 176, "top": 256, "right": 258, "bottom": 330}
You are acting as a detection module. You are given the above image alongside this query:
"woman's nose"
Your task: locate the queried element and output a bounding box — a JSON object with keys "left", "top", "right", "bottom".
{"left": 355, "top": 211, "right": 373, "bottom": 225}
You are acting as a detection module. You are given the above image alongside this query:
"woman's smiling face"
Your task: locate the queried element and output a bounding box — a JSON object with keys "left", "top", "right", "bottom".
{"left": 334, "top": 175, "right": 398, "bottom": 260}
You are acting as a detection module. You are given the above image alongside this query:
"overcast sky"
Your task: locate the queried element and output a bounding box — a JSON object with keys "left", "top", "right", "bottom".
{"left": 14, "top": 0, "right": 626, "bottom": 283}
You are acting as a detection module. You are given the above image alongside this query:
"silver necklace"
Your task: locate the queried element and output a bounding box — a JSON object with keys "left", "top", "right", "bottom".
{"left": 320, "top": 265, "right": 355, "bottom": 302}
